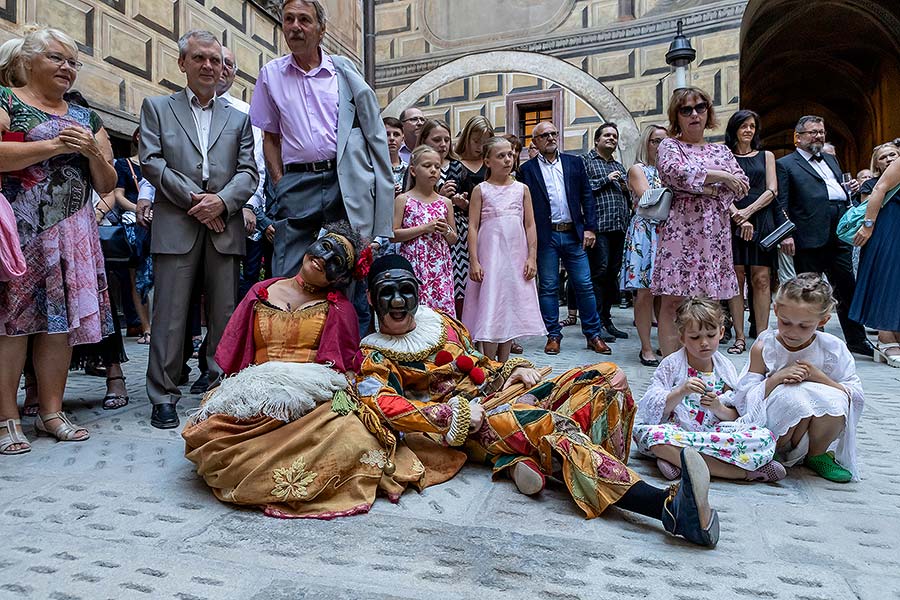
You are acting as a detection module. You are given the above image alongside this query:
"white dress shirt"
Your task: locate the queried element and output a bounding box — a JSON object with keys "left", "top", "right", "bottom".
{"left": 797, "top": 148, "right": 846, "bottom": 201}
{"left": 537, "top": 152, "right": 573, "bottom": 224}
{"left": 138, "top": 177, "right": 156, "bottom": 203}
{"left": 185, "top": 87, "right": 213, "bottom": 181}
{"left": 219, "top": 90, "right": 266, "bottom": 211}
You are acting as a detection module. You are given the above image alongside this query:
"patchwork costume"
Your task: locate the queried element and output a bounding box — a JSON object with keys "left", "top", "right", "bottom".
{"left": 356, "top": 305, "right": 641, "bottom": 518}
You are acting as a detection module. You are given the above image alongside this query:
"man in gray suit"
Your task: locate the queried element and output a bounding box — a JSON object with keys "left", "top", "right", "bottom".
{"left": 249, "top": 0, "right": 393, "bottom": 279}
{"left": 139, "top": 30, "right": 258, "bottom": 429}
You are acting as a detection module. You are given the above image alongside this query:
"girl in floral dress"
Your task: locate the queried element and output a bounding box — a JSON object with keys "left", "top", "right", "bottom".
{"left": 635, "top": 297, "right": 784, "bottom": 481}
{"left": 392, "top": 146, "right": 458, "bottom": 314}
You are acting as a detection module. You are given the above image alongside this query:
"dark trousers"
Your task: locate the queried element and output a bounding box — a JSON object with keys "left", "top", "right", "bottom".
{"left": 239, "top": 236, "right": 273, "bottom": 301}
{"left": 793, "top": 211, "right": 867, "bottom": 346}
{"left": 587, "top": 230, "right": 626, "bottom": 323}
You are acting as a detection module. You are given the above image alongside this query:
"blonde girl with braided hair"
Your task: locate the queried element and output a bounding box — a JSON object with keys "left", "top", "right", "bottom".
{"left": 736, "top": 273, "right": 864, "bottom": 482}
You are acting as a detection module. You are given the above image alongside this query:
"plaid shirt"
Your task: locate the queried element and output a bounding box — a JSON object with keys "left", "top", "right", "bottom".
{"left": 582, "top": 149, "right": 630, "bottom": 232}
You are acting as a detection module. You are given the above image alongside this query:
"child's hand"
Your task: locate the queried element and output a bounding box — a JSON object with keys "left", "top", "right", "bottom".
{"left": 795, "top": 360, "right": 827, "bottom": 384}
{"left": 679, "top": 377, "right": 707, "bottom": 397}
{"left": 469, "top": 261, "right": 484, "bottom": 282}
{"left": 523, "top": 257, "right": 537, "bottom": 280}
{"left": 773, "top": 361, "right": 809, "bottom": 385}
{"left": 699, "top": 391, "right": 723, "bottom": 411}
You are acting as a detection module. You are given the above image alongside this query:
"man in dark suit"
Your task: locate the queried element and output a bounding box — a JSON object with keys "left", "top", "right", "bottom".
{"left": 776, "top": 115, "right": 869, "bottom": 354}
{"left": 139, "top": 30, "right": 259, "bottom": 428}
{"left": 519, "top": 121, "right": 610, "bottom": 355}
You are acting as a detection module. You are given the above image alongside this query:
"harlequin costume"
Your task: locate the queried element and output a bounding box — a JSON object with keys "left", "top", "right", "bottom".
{"left": 182, "top": 237, "right": 466, "bottom": 519}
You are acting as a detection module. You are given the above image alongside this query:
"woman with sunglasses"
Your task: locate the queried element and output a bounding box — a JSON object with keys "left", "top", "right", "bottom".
{"left": 652, "top": 87, "right": 750, "bottom": 356}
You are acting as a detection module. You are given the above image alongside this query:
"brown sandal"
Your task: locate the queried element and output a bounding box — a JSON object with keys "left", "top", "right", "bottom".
{"left": 34, "top": 412, "right": 90, "bottom": 442}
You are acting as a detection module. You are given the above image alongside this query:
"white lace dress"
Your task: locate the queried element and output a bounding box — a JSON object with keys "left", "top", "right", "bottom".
{"left": 734, "top": 329, "right": 864, "bottom": 479}
{"left": 634, "top": 348, "right": 777, "bottom": 470}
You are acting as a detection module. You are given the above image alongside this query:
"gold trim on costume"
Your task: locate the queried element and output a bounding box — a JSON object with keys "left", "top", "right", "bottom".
{"left": 360, "top": 306, "right": 448, "bottom": 362}
{"left": 271, "top": 456, "right": 317, "bottom": 499}
{"left": 325, "top": 233, "right": 355, "bottom": 265}
{"left": 500, "top": 357, "right": 534, "bottom": 381}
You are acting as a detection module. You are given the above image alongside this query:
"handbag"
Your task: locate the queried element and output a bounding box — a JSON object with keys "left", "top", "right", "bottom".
{"left": 836, "top": 181, "right": 900, "bottom": 244}
{"left": 759, "top": 208, "right": 796, "bottom": 251}
{"left": 635, "top": 187, "right": 673, "bottom": 221}
{"left": 0, "top": 192, "right": 26, "bottom": 281}
{"left": 98, "top": 222, "right": 133, "bottom": 263}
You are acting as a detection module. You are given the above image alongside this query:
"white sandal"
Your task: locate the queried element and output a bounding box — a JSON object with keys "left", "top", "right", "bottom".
{"left": 874, "top": 342, "right": 900, "bottom": 368}
{"left": 34, "top": 412, "right": 90, "bottom": 442}
{"left": 1, "top": 418, "right": 31, "bottom": 455}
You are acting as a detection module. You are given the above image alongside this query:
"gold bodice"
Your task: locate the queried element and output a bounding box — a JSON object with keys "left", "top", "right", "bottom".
{"left": 252, "top": 301, "right": 329, "bottom": 365}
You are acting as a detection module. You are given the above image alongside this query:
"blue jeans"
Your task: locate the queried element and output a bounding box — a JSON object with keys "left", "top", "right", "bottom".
{"left": 537, "top": 230, "right": 602, "bottom": 340}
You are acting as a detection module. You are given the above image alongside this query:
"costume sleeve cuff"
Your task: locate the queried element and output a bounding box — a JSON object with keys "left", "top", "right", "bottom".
{"left": 500, "top": 358, "right": 534, "bottom": 382}
{"left": 444, "top": 396, "right": 471, "bottom": 446}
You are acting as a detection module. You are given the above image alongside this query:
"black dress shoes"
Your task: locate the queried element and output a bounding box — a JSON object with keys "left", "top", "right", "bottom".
{"left": 847, "top": 339, "right": 875, "bottom": 356}
{"left": 151, "top": 404, "right": 180, "bottom": 429}
{"left": 596, "top": 327, "right": 616, "bottom": 343}
{"left": 603, "top": 321, "right": 629, "bottom": 340}
{"left": 190, "top": 372, "right": 210, "bottom": 395}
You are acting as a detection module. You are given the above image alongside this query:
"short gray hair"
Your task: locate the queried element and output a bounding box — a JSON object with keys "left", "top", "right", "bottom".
{"left": 177, "top": 30, "right": 221, "bottom": 60}
{"left": 16, "top": 24, "right": 78, "bottom": 67}
{"left": 795, "top": 115, "right": 824, "bottom": 134}
{"left": 281, "top": 0, "right": 327, "bottom": 28}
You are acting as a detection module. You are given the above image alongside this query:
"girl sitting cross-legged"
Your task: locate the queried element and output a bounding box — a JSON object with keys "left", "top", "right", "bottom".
{"left": 635, "top": 297, "right": 785, "bottom": 482}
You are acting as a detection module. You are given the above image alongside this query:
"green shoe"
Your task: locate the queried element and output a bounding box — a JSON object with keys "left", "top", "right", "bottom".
{"left": 804, "top": 453, "right": 852, "bottom": 483}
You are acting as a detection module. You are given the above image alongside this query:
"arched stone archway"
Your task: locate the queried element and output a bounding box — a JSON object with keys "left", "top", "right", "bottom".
{"left": 382, "top": 50, "right": 640, "bottom": 166}
{"left": 740, "top": 0, "right": 900, "bottom": 169}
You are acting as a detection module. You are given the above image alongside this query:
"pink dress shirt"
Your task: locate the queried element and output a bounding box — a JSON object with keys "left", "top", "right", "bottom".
{"left": 249, "top": 51, "right": 340, "bottom": 165}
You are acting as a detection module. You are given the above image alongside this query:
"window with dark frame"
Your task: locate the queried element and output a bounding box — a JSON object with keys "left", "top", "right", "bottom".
{"left": 519, "top": 102, "right": 554, "bottom": 149}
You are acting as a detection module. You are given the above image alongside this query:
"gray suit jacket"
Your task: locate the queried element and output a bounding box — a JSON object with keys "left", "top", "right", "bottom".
{"left": 139, "top": 89, "right": 259, "bottom": 255}
{"left": 331, "top": 55, "right": 394, "bottom": 240}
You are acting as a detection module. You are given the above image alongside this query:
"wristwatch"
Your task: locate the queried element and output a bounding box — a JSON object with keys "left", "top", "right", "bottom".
{"left": 863, "top": 219, "right": 875, "bottom": 228}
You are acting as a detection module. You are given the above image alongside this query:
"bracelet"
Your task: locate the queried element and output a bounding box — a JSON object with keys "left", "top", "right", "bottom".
{"left": 446, "top": 397, "right": 471, "bottom": 447}
{"left": 500, "top": 357, "right": 533, "bottom": 381}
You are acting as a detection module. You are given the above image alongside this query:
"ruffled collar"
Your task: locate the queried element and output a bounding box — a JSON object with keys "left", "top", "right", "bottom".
{"left": 360, "top": 306, "right": 447, "bottom": 361}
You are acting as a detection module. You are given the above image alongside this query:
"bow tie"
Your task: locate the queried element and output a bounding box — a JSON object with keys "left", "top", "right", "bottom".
{"left": 811, "top": 154, "right": 824, "bottom": 162}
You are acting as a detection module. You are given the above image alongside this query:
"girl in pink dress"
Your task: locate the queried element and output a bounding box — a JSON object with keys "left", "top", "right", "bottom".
{"left": 462, "top": 137, "right": 546, "bottom": 361}
{"left": 392, "top": 146, "right": 458, "bottom": 315}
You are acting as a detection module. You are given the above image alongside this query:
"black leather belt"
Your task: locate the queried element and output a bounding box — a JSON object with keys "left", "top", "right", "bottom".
{"left": 285, "top": 159, "right": 336, "bottom": 173}
{"left": 551, "top": 222, "right": 574, "bottom": 232}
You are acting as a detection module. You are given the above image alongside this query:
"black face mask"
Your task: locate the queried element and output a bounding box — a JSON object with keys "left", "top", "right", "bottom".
{"left": 305, "top": 235, "right": 351, "bottom": 283}
{"left": 371, "top": 270, "right": 419, "bottom": 319}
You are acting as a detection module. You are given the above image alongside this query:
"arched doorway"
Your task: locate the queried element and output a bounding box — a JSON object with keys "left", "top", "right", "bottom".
{"left": 740, "top": 0, "right": 900, "bottom": 170}
{"left": 382, "top": 50, "right": 640, "bottom": 167}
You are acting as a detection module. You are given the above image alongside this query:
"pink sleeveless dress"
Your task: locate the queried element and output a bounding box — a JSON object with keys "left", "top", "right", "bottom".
{"left": 398, "top": 196, "right": 455, "bottom": 315}
{"left": 461, "top": 181, "right": 546, "bottom": 343}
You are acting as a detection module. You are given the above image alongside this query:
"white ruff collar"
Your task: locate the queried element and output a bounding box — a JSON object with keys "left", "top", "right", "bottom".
{"left": 361, "top": 306, "right": 447, "bottom": 361}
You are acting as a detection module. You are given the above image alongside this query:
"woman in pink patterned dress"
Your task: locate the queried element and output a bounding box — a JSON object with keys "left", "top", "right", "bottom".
{"left": 653, "top": 87, "right": 749, "bottom": 356}
{"left": 391, "top": 146, "right": 457, "bottom": 314}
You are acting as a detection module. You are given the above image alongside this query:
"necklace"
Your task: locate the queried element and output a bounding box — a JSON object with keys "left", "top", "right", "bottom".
{"left": 294, "top": 275, "right": 322, "bottom": 294}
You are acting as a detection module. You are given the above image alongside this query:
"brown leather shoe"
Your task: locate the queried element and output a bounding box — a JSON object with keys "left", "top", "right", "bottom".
{"left": 586, "top": 336, "right": 612, "bottom": 355}
{"left": 544, "top": 337, "right": 561, "bottom": 355}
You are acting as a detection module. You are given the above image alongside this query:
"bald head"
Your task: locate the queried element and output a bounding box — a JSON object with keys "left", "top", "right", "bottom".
{"left": 532, "top": 121, "right": 560, "bottom": 160}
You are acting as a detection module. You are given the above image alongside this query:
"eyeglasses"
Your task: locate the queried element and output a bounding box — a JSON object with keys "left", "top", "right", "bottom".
{"left": 799, "top": 129, "right": 826, "bottom": 137}
{"left": 649, "top": 137, "right": 665, "bottom": 146}
{"left": 402, "top": 117, "right": 426, "bottom": 124}
{"left": 43, "top": 52, "right": 83, "bottom": 71}
{"left": 677, "top": 102, "right": 708, "bottom": 117}
{"left": 535, "top": 131, "right": 559, "bottom": 140}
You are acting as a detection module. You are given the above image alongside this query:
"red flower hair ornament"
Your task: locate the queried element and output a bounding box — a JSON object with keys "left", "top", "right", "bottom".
{"left": 353, "top": 246, "right": 374, "bottom": 280}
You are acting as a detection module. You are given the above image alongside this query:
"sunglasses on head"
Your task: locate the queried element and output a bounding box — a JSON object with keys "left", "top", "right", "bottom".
{"left": 678, "top": 102, "right": 709, "bottom": 117}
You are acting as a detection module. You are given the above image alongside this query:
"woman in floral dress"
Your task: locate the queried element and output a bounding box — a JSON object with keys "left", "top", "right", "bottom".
{"left": 0, "top": 26, "right": 116, "bottom": 455}
{"left": 653, "top": 87, "right": 749, "bottom": 356}
{"left": 622, "top": 124, "right": 668, "bottom": 366}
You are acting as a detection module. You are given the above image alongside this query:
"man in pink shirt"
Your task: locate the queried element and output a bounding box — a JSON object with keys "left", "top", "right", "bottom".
{"left": 249, "top": 0, "right": 393, "bottom": 279}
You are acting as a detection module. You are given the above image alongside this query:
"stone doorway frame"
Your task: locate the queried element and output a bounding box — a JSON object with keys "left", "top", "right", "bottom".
{"left": 382, "top": 50, "right": 640, "bottom": 166}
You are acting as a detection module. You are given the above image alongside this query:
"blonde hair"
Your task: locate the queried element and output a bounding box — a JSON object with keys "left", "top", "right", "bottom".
{"left": 407, "top": 145, "right": 441, "bottom": 187}
{"left": 774, "top": 273, "right": 836, "bottom": 317}
{"left": 481, "top": 136, "right": 512, "bottom": 179}
{"left": 869, "top": 142, "right": 900, "bottom": 177}
{"left": 675, "top": 297, "right": 724, "bottom": 334}
{"left": 454, "top": 115, "right": 494, "bottom": 158}
{"left": 667, "top": 87, "right": 717, "bottom": 137}
{"left": 635, "top": 123, "right": 667, "bottom": 166}
{"left": 0, "top": 38, "right": 25, "bottom": 87}
{"left": 17, "top": 24, "right": 78, "bottom": 70}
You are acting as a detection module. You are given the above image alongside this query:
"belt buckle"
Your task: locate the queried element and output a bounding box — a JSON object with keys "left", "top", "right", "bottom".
{"left": 311, "top": 160, "right": 330, "bottom": 173}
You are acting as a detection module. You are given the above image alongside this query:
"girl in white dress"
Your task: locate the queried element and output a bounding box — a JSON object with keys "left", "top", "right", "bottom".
{"left": 635, "top": 298, "right": 783, "bottom": 481}
{"left": 736, "top": 274, "right": 864, "bottom": 482}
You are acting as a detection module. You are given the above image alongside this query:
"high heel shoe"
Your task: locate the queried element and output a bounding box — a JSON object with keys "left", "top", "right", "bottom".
{"left": 874, "top": 342, "right": 900, "bottom": 368}
{"left": 34, "top": 412, "right": 90, "bottom": 442}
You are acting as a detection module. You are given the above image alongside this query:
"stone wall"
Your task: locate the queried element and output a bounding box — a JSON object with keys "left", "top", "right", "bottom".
{"left": 0, "top": 0, "right": 361, "bottom": 139}
{"left": 375, "top": 0, "right": 746, "bottom": 155}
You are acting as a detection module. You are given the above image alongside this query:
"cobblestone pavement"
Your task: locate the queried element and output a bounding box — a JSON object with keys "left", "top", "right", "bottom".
{"left": 2, "top": 307, "right": 899, "bottom": 599}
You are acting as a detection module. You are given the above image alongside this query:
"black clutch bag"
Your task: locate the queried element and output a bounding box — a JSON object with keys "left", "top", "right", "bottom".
{"left": 759, "top": 208, "right": 796, "bottom": 251}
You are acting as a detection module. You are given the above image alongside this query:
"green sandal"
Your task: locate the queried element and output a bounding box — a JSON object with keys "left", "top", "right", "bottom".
{"left": 804, "top": 453, "right": 852, "bottom": 483}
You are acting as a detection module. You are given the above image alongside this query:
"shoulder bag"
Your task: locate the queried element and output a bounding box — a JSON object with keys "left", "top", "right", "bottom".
{"left": 635, "top": 187, "right": 673, "bottom": 221}
{"left": 759, "top": 207, "right": 796, "bottom": 251}
{"left": 836, "top": 182, "right": 900, "bottom": 244}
